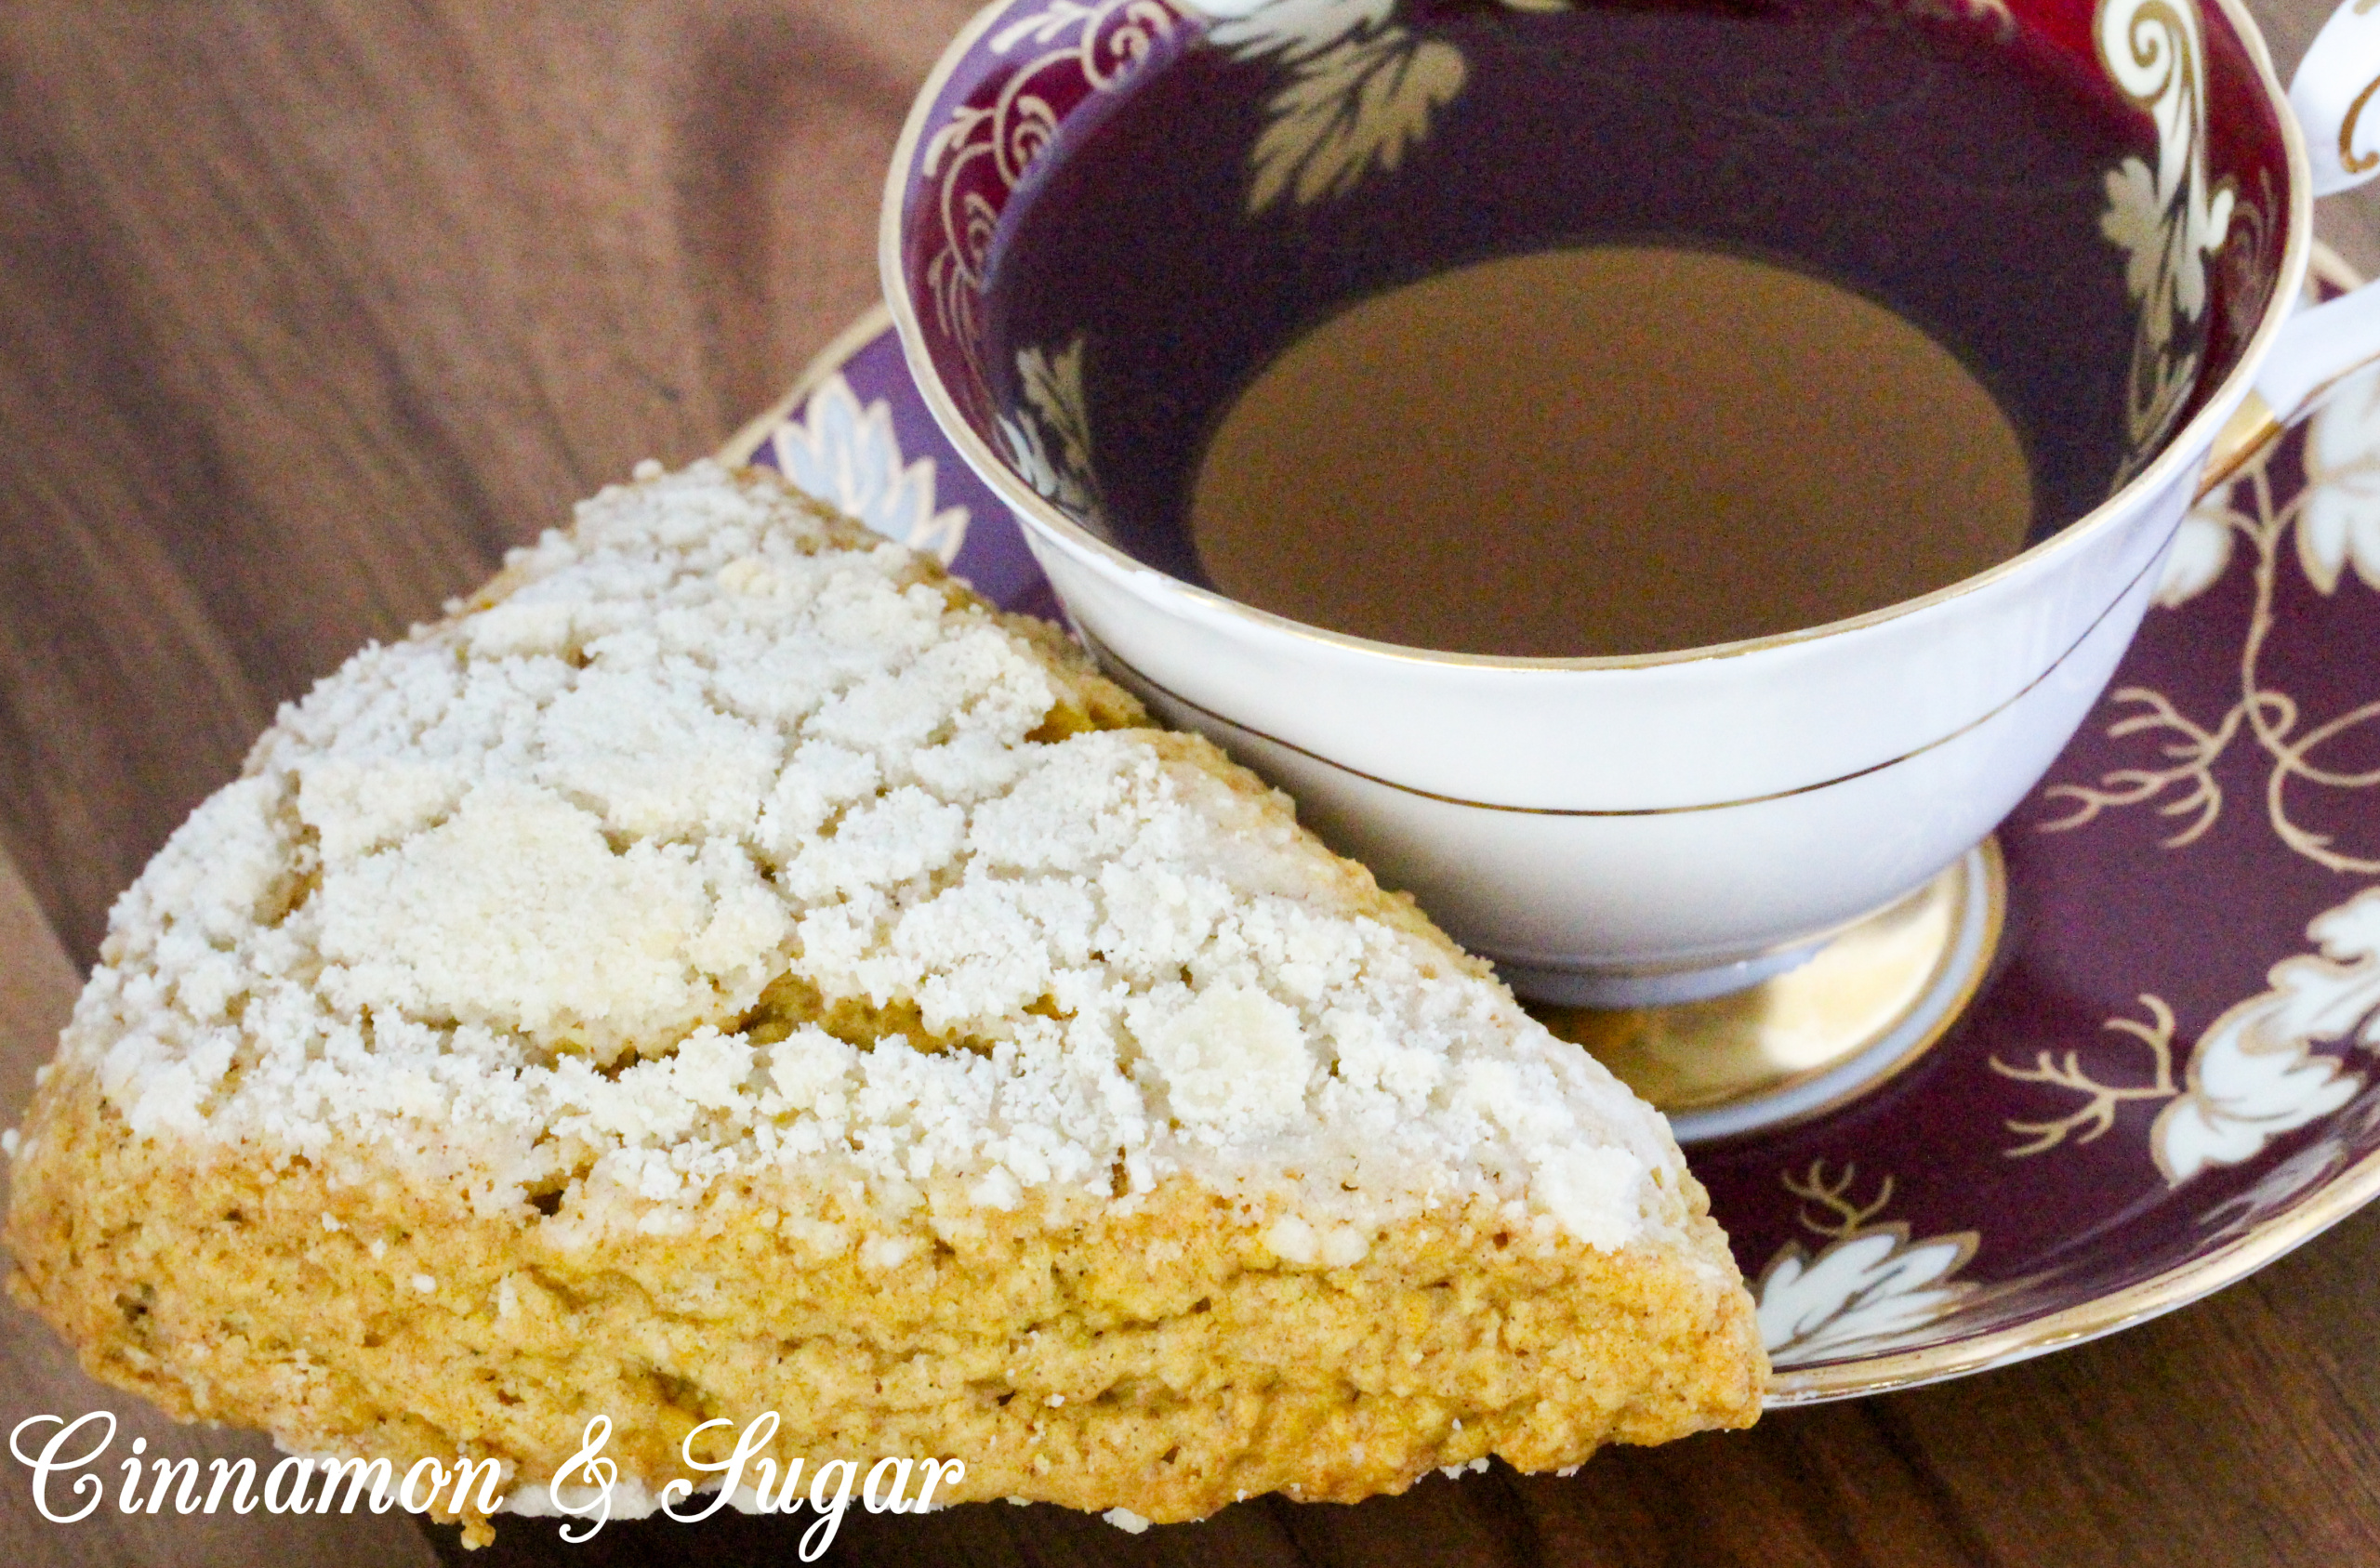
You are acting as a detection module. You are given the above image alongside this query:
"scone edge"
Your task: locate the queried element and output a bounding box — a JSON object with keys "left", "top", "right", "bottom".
{"left": 7, "top": 1062, "right": 1761, "bottom": 1540}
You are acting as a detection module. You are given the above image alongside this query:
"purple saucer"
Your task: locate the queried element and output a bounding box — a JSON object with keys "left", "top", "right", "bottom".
{"left": 722, "top": 256, "right": 2380, "bottom": 1403}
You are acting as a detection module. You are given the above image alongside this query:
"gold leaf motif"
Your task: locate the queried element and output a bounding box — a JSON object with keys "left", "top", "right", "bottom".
{"left": 1990, "top": 995, "right": 2182, "bottom": 1158}
{"left": 2036, "top": 687, "right": 2235, "bottom": 847}
{"left": 1193, "top": 0, "right": 1564, "bottom": 214}
{"left": 1246, "top": 29, "right": 1464, "bottom": 211}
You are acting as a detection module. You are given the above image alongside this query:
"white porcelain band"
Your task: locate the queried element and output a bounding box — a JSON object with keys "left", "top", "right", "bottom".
{"left": 2260, "top": 2, "right": 2380, "bottom": 420}
{"left": 2292, "top": 0, "right": 2380, "bottom": 197}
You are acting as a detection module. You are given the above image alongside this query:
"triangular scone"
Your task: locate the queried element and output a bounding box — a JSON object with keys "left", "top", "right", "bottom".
{"left": 6, "top": 462, "right": 1763, "bottom": 1545}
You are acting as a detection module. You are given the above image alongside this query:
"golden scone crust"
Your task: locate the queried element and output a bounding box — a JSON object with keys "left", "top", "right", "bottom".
{"left": 6, "top": 462, "right": 1764, "bottom": 1545}
{"left": 10, "top": 1089, "right": 1758, "bottom": 1532}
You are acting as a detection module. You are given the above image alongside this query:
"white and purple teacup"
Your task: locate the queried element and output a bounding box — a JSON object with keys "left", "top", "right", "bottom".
{"left": 881, "top": 0, "right": 2380, "bottom": 1006}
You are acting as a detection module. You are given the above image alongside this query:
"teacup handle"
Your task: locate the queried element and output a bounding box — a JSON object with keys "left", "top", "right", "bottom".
{"left": 2204, "top": 0, "right": 2380, "bottom": 492}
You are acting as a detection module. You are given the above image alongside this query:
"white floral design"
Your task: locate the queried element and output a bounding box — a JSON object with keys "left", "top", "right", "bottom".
{"left": 2028, "top": 382, "right": 2380, "bottom": 1184}
{"left": 1188, "top": 0, "right": 1394, "bottom": 59}
{"left": 1760, "top": 1228, "right": 1980, "bottom": 1363}
{"left": 2297, "top": 362, "right": 2380, "bottom": 596}
{"left": 1992, "top": 919, "right": 2379, "bottom": 1183}
{"left": 2195, "top": 1091, "right": 2380, "bottom": 1246}
{"left": 2096, "top": 0, "right": 2237, "bottom": 465}
{"left": 769, "top": 375, "right": 969, "bottom": 567}
{"left": 2157, "top": 290, "right": 2379, "bottom": 610}
{"left": 2152, "top": 890, "right": 2380, "bottom": 1183}
{"left": 997, "top": 336, "right": 1104, "bottom": 529}
{"left": 2155, "top": 502, "right": 2235, "bottom": 606}
{"left": 1753, "top": 1163, "right": 1986, "bottom": 1364}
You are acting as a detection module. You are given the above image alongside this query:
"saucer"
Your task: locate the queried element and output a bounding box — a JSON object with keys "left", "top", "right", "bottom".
{"left": 721, "top": 248, "right": 2380, "bottom": 1405}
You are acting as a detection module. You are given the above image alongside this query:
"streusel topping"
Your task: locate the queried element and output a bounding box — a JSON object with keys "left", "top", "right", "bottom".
{"left": 51, "top": 462, "right": 1684, "bottom": 1249}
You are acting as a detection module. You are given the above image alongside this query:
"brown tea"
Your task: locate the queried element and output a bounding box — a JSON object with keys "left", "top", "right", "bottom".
{"left": 982, "top": 0, "right": 2162, "bottom": 658}
{"left": 1188, "top": 245, "right": 2037, "bottom": 659}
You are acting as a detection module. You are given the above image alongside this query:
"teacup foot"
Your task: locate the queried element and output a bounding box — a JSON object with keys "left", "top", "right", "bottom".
{"left": 1500, "top": 943, "right": 1834, "bottom": 1009}
{"left": 1529, "top": 839, "right": 2005, "bottom": 1142}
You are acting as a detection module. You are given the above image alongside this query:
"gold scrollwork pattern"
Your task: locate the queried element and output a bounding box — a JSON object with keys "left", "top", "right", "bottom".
{"left": 2043, "top": 367, "right": 2380, "bottom": 871}
{"left": 2340, "top": 72, "right": 2380, "bottom": 177}
{"left": 1990, "top": 995, "right": 2182, "bottom": 1156}
{"left": 1990, "top": 964, "right": 2372, "bottom": 1188}
{"left": 2213, "top": 166, "right": 2280, "bottom": 364}
{"left": 917, "top": 1, "right": 1185, "bottom": 404}
{"left": 2017, "top": 370, "right": 2380, "bottom": 1185}
{"left": 2095, "top": 0, "right": 2237, "bottom": 471}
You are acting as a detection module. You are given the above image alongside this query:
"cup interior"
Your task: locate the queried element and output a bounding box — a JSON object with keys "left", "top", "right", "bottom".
{"left": 889, "top": 0, "right": 2295, "bottom": 656}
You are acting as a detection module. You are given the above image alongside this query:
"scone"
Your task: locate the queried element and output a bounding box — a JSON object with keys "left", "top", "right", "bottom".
{"left": 5, "top": 461, "right": 1763, "bottom": 1545}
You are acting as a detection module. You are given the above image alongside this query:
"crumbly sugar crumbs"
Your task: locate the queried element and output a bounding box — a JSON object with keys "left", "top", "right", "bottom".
{"left": 51, "top": 462, "right": 1683, "bottom": 1245}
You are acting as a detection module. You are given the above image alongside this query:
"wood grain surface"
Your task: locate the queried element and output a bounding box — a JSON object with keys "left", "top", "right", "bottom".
{"left": 2, "top": 3, "right": 2377, "bottom": 1565}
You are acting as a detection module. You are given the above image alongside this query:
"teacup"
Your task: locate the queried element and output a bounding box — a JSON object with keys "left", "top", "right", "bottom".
{"left": 880, "top": 0, "right": 2380, "bottom": 1008}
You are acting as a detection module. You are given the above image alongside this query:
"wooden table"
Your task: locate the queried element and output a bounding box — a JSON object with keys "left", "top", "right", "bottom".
{"left": 3, "top": 4, "right": 2377, "bottom": 1564}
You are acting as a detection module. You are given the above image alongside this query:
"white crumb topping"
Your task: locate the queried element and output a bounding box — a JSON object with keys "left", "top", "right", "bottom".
{"left": 60, "top": 462, "right": 1685, "bottom": 1246}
